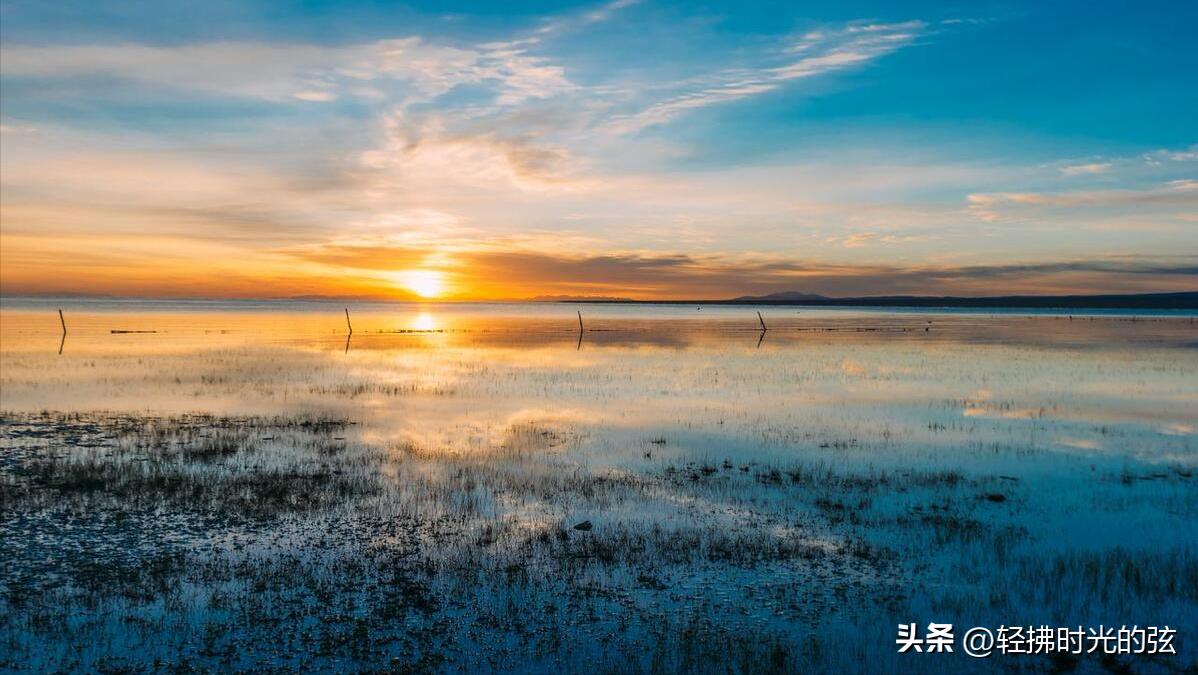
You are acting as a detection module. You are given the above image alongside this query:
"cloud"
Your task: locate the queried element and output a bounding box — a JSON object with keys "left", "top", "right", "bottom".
{"left": 0, "top": 123, "right": 39, "bottom": 134}
{"left": 602, "top": 21, "right": 930, "bottom": 134}
{"left": 967, "top": 182, "right": 1198, "bottom": 222}
{"left": 842, "top": 232, "right": 876, "bottom": 248}
{"left": 292, "top": 90, "right": 337, "bottom": 102}
{"left": 0, "top": 0, "right": 657, "bottom": 116}
{"left": 1060, "top": 162, "right": 1111, "bottom": 176}
{"left": 0, "top": 37, "right": 574, "bottom": 107}
{"left": 283, "top": 238, "right": 1198, "bottom": 299}
{"left": 1144, "top": 145, "right": 1198, "bottom": 165}
{"left": 533, "top": 0, "right": 647, "bottom": 39}
{"left": 357, "top": 110, "right": 587, "bottom": 192}
{"left": 1041, "top": 146, "right": 1197, "bottom": 186}
{"left": 834, "top": 232, "right": 932, "bottom": 248}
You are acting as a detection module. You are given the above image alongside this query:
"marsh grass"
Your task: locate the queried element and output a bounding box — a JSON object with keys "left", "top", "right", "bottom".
{"left": 2, "top": 413, "right": 380, "bottom": 518}
{"left": 0, "top": 411, "right": 917, "bottom": 673}
{"left": 1, "top": 313, "right": 1195, "bottom": 675}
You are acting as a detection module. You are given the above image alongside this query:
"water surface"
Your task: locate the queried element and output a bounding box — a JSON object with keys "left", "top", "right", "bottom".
{"left": 1, "top": 300, "right": 1195, "bottom": 673}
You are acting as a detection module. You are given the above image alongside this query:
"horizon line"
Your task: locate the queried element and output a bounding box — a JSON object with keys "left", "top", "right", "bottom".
{"left": 2, "top": 290, "right": 1196, "bottom": 304}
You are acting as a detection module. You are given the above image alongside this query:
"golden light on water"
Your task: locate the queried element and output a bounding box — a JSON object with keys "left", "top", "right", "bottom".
{"left": 413, "top": 312, "right": 437, "bottom": 331}
{"left": 394, "top": 270, "right": 445, "bottom": 298}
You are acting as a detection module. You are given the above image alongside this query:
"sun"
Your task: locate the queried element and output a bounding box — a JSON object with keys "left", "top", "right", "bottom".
{"left": 396, "top": 270, "right": 445, "bottom": 298}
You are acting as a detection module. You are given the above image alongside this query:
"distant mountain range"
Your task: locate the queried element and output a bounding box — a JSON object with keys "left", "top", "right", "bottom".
{"left": 722, "top": 291, "right": 1198, "bottom": 309}
{"left": 729, "top": 291, "right": 829, "bottom": 302}
{"left": 563, "top": 291, "right": 1198, "bottom": 309}
{"left": 10, "top": 290, "right": 1194, "bottom": 310}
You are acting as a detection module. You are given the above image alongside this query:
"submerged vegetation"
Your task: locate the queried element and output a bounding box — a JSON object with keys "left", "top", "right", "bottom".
{"left": 0, "top": 312, "right": 1195, "bottom": 674}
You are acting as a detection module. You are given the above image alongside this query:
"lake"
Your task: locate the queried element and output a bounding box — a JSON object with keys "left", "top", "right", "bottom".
{"left": 1, "top": 299, "right": 1195, "bottom": 674}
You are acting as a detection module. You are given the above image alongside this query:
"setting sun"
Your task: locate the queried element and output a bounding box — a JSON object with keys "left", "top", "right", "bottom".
{"left": 395, "top": 270, "right": 445, "bottom": 298}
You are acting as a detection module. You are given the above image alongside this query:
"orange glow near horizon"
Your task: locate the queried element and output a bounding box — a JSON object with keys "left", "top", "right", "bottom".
{"left": 2, "top": 232, "right": 1196, "bottom": 301}
{"left": 391, "top": 270, "right": 446, "bottom": 299}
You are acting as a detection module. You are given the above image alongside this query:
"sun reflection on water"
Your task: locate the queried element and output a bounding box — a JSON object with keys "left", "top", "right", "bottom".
{"left": 413, "top": 311, "right": 437, "bottom": 332}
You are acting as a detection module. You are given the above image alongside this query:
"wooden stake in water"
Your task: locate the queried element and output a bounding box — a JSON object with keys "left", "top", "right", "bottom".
{"left": 344, "top": 308, "right": 353, "bottom": 336}
{"left": 577, "top": 310, "right": 584, "bottom": 333}
{"left": 58, "top": 309, "right": 67, "bottom": 335}
{"left": 757, "top": 311, "right": 767, "bottom": 331}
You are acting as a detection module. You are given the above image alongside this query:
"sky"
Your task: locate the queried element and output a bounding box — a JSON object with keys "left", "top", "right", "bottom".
{"left": 0, "top": 0, "right": 1195, "bottom": 300}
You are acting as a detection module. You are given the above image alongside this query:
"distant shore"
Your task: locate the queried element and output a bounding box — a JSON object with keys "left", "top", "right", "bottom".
{"left": 562, "top": 291, "right": 1198, "bottom": 310}
{"left": 2, "top": 291, "right": 1195, "bottom": 311}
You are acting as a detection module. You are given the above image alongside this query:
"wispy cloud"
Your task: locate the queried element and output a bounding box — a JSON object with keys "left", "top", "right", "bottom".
{"left": 0, "top": 123, "right": 39, "bottom": 134}
{"left": 1144, "top": 145, "right": 1198, "bottom": 165}
{"left": 967, "top": 180, "right": 1198, "bottom": 223}
{"left": 602, "top": 21, "right": 929, "bottom": 134}
{"left": 534, "top": 0, "right": 647, "bottom": 39}
{"left": 1060, "top": 162, "right": 1112, "bottom": 176}
{"left": 358, "top": 110, "right": 588, "bottom": 192}
{"left": 0, "top": 37, "right": 574, "bottom": 107}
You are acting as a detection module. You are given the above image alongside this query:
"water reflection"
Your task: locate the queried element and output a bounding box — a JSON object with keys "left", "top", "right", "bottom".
{"left": 413, "top": 311, "right": 437, "bottom": 332}
{"left": 3, "top": 303, "right": 1194, "bottom": 674}
{"left": 3, "top": 308, "right": 1194, "bottom": 472}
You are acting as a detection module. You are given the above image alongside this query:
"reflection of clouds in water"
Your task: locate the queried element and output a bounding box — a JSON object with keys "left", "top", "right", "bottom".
{"left": 364, "top": 406, "right": 600, "bottom": 458}
{"left": 839, "top": 359, "right": 867, "bottom": 376}
{"left": 1, "top": 309, "right": 1195, "bottom": 474}
{"left": 1057, "top": 437, "right": 1102, "bottom": 450}
{"left": 964, "top": 406, "right": 1043, "bottom": 419}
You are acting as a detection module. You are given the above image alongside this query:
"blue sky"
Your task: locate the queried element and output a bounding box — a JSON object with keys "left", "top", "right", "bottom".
{"left": 1, "top": 0, "right": 1195, "bottom": 298}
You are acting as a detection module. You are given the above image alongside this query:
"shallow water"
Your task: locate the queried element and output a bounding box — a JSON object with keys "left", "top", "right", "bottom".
{"left": 1, "top": 300, "right": 1196, "bottom": 673}
{"left": 3, "top": 301, "right": 1194, "bottom": 463}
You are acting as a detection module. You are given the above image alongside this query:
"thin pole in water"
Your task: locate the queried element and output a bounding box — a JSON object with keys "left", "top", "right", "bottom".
{"left": 577, "top": 310, "right": 584, "bottom": 333}
{"left": 57, "top": 309, "right": 67, "bottom": 355}
{"left": 344, "top": 308, "right": 353, "bottom": 335}
{"left": 757, "top": 311, "right": 767, "bottom": 331}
